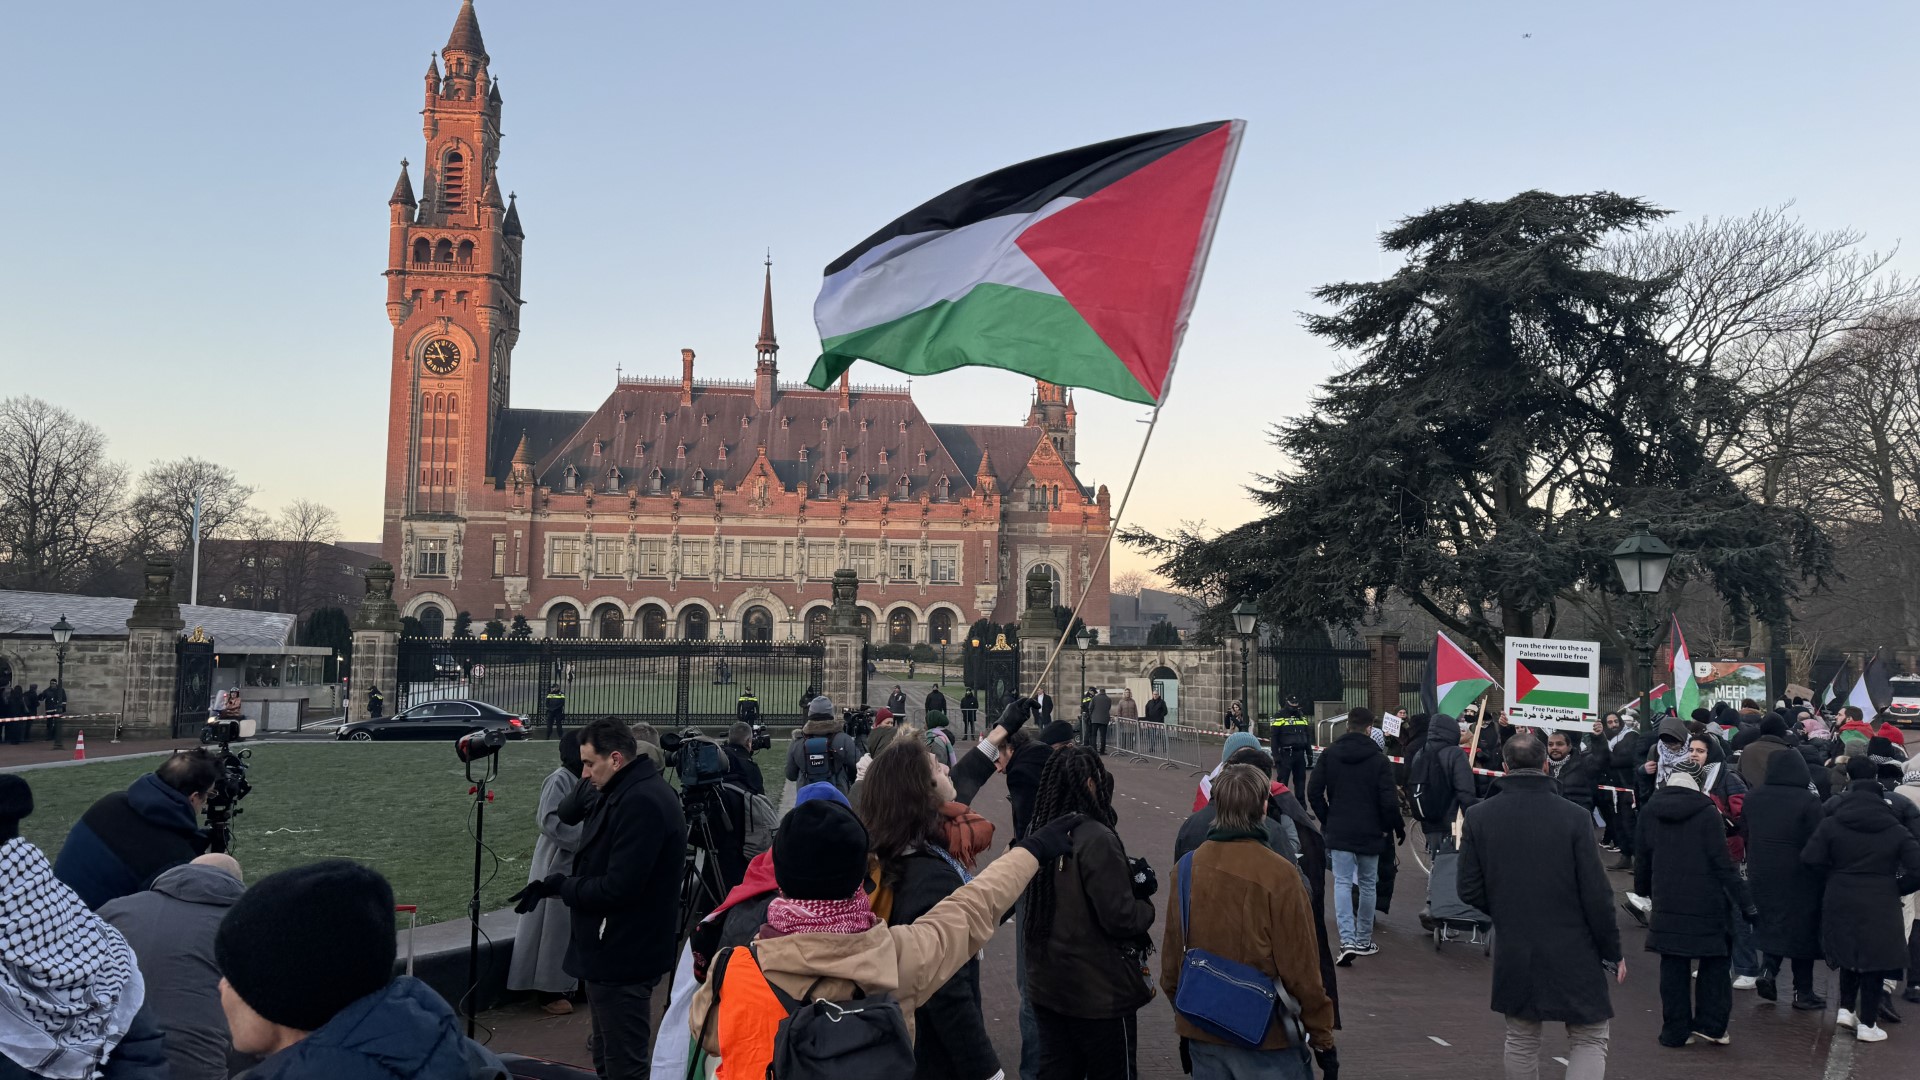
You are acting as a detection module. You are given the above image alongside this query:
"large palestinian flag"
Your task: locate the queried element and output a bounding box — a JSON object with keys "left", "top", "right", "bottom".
{"left": 1425, "top": 632, "right": 1497, "bottom": 716}
{"left": 808, "top": 122, "right": 1245, "bottom": 405}
{"left": 1671, "top": 616, "right": 1702, "bottom": 719}
{"left": 1512, "top": 656, "right": 1593, "bottom": 711}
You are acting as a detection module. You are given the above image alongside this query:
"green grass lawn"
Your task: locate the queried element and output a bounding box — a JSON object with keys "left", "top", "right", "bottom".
{"left": 16, "top": 741, "right": 786, "bottom": 926}
{"left": 414, "top": 667, "right": 819, "bottom": 717}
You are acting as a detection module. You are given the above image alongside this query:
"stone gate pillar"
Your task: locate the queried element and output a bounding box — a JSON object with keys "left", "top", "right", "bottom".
{"left": 1019, "top": 566, "right": 1066, "bottom": 703}
{"left": 821, "top": 570, "right": 867, "bottom": 709}
{"left": 121, "top": 557, "right": 185, "bottom": 738}
{"left": 349, "top": 562, "right": 402, "bottom": 721}
{"left": 1365, "top": 629, "right": 1403, "bottom": 718}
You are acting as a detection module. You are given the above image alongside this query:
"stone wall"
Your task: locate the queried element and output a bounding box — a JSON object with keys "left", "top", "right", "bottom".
{"left": 0, "top": 637, "right": 127, "bottom": 721}
{"left": 1022, "top": 638, "right": 1241, "bottom": 728}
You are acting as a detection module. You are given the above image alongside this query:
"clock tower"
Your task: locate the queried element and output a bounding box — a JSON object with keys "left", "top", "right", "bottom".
{"left": 382, "top": 1, "right": 522, "bottom": 566}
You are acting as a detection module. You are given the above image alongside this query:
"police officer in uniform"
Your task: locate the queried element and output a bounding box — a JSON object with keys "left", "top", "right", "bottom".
{"left": 1270, "top": 694, "right": 1313, "bottom": 793}
{"left": 736, "top": 686, "right": 760, "bottom": 723}
{"left": 544, "top": 684, "right": 567, "bottom": 738}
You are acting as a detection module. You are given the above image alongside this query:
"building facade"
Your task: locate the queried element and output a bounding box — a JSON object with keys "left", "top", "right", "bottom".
{"left": 380, "top": 3, "right": 1112, "bottom": 644}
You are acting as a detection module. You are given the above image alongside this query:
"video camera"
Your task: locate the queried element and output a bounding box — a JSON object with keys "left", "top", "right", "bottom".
{"left": 659, "top": 728, "right": 731, "bottom": 791}
{"left": 200, "top": 733, "right": 252, "bottom": 856}
{"left": 843, "top": 704, "right": 876, "bottom": 741}
{"left": 749, "top": 721, "right": 772, "bottom": 753}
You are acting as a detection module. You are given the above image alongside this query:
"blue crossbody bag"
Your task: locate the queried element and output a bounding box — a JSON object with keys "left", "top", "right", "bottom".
{"left": 1173, "top": 851, "right": 1309, "bottom": 1049}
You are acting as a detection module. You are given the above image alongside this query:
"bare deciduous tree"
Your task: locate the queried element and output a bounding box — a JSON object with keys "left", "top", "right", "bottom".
{"left": 0, "top": 396, "right": 129, "bottom": 591}
{"left": 127, "top": 457, "right": 257, "bottom": 558}
{"left": 1111, "top": 569, "right": 1152, "bottom": 597}
{"left": 276, "top": 499, "right": 342, "bottom": 619}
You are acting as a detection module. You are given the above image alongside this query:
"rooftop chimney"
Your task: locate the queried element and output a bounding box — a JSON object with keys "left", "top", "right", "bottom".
{"left": 680, "top": 349, "right": 695, "bottom": 406}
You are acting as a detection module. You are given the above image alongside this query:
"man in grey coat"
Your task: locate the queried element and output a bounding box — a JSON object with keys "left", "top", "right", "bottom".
{"left": 1088, "top": 687, "right": 1112, "bottom": 756}
{"left": 98, "top": 853, "right": 255, "bottom": 1080}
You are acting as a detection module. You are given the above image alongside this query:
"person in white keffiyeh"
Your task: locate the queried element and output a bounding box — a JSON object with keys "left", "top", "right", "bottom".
{"left": 0, "top": 774, "right": 168, "bottom": 1080}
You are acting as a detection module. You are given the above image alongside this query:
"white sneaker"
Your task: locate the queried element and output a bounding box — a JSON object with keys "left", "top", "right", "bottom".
{"left": 1837, "top": 1008, "right": 1856, "bottom": 1028}
{"left": 1625, "top": 892, "right": 1651, "bottom": 913}
{"left": 1856, "top": 1024, "right": 1887, "bottom": 1043}
{"left": 1733, "top": 975, "right": 1759, "bottom": 990}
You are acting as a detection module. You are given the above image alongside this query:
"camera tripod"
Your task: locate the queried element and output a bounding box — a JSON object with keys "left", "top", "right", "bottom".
{"left": 664, "top": 786, "right": 734, "bottom": 999}
{"left": 462, "top": 750, "right": 498, "bottom": 1039}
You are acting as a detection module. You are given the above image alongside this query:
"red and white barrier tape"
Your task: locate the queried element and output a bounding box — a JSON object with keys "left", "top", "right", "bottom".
{"left": 0, "top": 712, "right": 112, "bottom": 726}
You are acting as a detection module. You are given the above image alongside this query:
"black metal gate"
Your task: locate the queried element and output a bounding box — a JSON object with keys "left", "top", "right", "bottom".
{"left": 173, "top": 637, "right": 215, "bottom": 738}
{"left": 394, "top": 637, "right": 826, "bottom": 729}
{"left": 982, "top": 640, "right": 1020, "bottom": 722}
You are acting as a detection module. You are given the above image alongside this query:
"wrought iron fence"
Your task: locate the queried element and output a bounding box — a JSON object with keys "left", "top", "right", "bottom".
{"left": 1255, "top": 646, "right": 1369, "bottom": 716}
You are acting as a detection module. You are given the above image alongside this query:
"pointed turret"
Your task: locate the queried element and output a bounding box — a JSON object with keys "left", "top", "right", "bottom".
{"left": 756, "top": 257, "right": 778, "bottom": 356}
{"left": 503, "top": 192, "right": 523, "bottom": 239}
{"left": 754, "top": 256, "right": 779, "bottom": 411}
{"left": 388, "top": 160, "right": 417, "bottom": 207}
{"left": 426, "top": 54, "right": 441, "bottom": 82}
{"left": 512, "top": 431, "right": 532, "bottom": 466}
{"left": 975, "top": 448, "right": 999, "bottom": 496}
{"left": 488, "top": 78, "right": 502, "bottom": 106}
{"left": 481, "top": 174, "right": 505, "bottom": 210}
{"left": 444, "top": 0, "right": 488, "bottom": 62}
{"left": 509, "top": 431, "right": 534, "bottom": 486}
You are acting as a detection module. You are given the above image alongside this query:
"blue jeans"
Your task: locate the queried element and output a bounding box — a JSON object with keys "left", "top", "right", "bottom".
{"left": 1730, "top": 886, "right": 1760, "bottom": 977}
{"left": 1189, "top": 1040, "right": 1314, "bottom": 1079}
{"left": 1330, "top": 849, "right": 1379, "bottom": 947}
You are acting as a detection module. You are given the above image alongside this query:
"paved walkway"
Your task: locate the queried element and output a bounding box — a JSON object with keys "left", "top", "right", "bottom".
{"left": 477, "top": 741, "right": 1897, "bottom": 1078}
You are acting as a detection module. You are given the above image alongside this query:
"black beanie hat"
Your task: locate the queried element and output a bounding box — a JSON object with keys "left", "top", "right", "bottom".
{"left": 1761, "top": 714, "right": 1788, "bottom": 738}
{"left": 0, "top": 775, "right": 31, "bottom": 841}
{"left": 216, "top": 860, "right": 396, "bottom": 1031}
{"left": 1038, "top": 720, "right": 1077, "bottom": 746}
{"left": 1846, "top": 756, "right": 1879, "bottom": 782}
{"left": 773, "top": 800, "right": 870, "bottom": 901}
{"left": 1868, "top": 736, "right": 1897, "bottom": 759}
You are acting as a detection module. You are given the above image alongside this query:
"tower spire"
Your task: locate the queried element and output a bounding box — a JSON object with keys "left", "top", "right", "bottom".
{"left": 754, "top": 254, "right": 779, "bottom": 411}
{"left": 388, "top": 159, "right": 416, "bottom": 207}
{"left": 444, "top": 0, "right": 488, "bottom": 61}
{"left": 756, "top": 253, "right": 778, "bottom": 357}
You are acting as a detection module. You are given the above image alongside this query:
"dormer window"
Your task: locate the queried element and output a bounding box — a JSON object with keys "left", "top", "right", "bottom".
{"left": 676, "top": 441, "right": 687, "bottom": 460}
{"left": 855, "top": 474, "right": 870, "bottom": 499}
{"left": 649, "top": 468, "right": 664, "bottom": 494}
{"left": 591, "top": 440, "right": 603, "bottom": 460}
{"left": 606, "top": 466, "right": 621, "bottom": 490}
{"left": 895, "top": 475, "right": 911, "bottom": 499}
{"left": 781, "top": 416, "right": 791, "bottom": 429}
{"left": 691, "top": 469, "right": 707, "bottom": 495}
{"left": 814, "top": 472, "right": 829, "bottom": 496}
{"left": 935, "top": 475, "right": 951, "bottom": 502}
{"left": 742, "top": 415, "right": 752, "bottom": 429}
{"left": 859, "top": 418, "right": 868, "bottom": 433}
{"left": 701, "top": 414, "right": 712, "bottom": 428}
{"left": 917, "top": 449, "right": 928, "bottom": 466}
{"left": 877, "top": 450, "right": 889, "bottom": 468}
{"left": 899, "top": 419, "right": 908, "bottom": 433}
{"left": 562, "top": 465, "right": 578, "bottom": 493}
{"left": 798, "top": 447, "right": 809, "bottom": 463}
{"left": 838, "top": 448, "right": 849, "bottom": 467}
{"left": 717, "top": 444, "right": 729, "bottom": 464}
{"left": 821, "top": 417, "right": 831, "bottom": 430}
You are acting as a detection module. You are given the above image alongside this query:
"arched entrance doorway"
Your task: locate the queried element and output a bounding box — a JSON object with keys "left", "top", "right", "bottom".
{"left": 1034, "top": 563, "right": 1061, "bottom": 607}
{"left": 592, "top": 603, "right": 624, "bottom": 639}
{"left": 1149, "top": 665, "right": 1180, "bottom": 726}
{"left": 804, "top": 606, "right": 830, "bottom": 641}
{"left": 637, "top": 604, "right": 668, "bottom": 641}
{"left": 415, "top": 605, "right": 446, "bottom": 638}
{"left": 741, "top": 606, "right": 774, "bottom": 642}
{"left": 680, "top": 605, "right": 710, "bottom": 641}
{"left": 548, "top": 604, "right": 580, "bottom": 639}
{"left": 887, "top": 608, "right": 914, "bottom": 645}
{"left": 928, "top": 608, "right": 954, "bottom": 646}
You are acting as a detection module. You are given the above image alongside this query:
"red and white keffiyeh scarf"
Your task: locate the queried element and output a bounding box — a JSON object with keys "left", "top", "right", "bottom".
{"left": 764, "top": 894, "right": 882, "bottom": 937}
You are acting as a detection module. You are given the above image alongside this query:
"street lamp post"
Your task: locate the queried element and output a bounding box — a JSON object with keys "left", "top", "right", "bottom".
{"left": 1611, "top": 521, "right": 1674, "bottom": 723}
{"left": 1075, "top": 628, "right": 1091, "bottom": 693}
{"left": 50, "top": 615, "right": 72, "bottom": 749}
{"left": 1232, "top": 600, "right": 1259, "bottom": 732}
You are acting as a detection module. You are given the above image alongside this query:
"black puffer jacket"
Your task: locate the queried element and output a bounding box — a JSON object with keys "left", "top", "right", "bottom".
{"left": 1547, "top": 744, "right": 1604, "bottom": 813}
{"left": 1633, "top": 784, "right": 1754, "bottom": 957}
{"left": 1024, "top": 820, "right": 1156, "bottom": 1020}
{"left": 885, "top": 850, "right": 1000, "bottom": 1080}
{"left": 1307, "top": 732, "right": 1404, "bottom": 855}
{"left": 1802, "top": 784, "right": 1920, "bottom": 971}
{"left": 1740, "top": 750, "right": 1824, "bottom": 961}
{"left": 1408, "top": 714, "right": 1478, "bottom": 831}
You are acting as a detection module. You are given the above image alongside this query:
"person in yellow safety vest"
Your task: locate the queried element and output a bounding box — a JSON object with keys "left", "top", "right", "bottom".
{"left": 736, "top": 688, "right": 760, "bottom": 723}
{"left": 543, "top": 686, "right": 566, "bottom": 739}
{"left": 1270, "top": 696, "right": 1313, "bottom": 793}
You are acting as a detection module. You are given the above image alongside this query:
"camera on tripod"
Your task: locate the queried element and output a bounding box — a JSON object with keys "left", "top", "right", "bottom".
{"left": 660, "top": 728, "right": 731, "bottom": 792}
{"left": 199, "top": 735, "right": 252, "bottom": 855}
{"left": 749, "top": 722, "right": 772, "bottom": 753}
{"left": 843, "top": 704, "right": 876, "bottom": 741}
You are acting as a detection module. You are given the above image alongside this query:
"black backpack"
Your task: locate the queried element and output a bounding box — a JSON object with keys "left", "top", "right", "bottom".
{"left": 802, "top": 736, "right": 838, "bottom": 784}
{"left": 1408, "top": 746, "right": 1454, "bottom": 825}
{"left": 716, "top": 946, "right": 916, "bottom": 1080}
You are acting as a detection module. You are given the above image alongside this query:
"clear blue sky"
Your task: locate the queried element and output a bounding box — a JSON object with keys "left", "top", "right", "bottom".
{"left": 4, "top": 1, "right": 1916, "bottom": 579}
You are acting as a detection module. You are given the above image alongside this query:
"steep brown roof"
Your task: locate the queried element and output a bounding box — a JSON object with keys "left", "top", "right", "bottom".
{"left": 388, "top": 160, "right": 416, "bottom": 207}
{"left": 931, "top": 423, "right": 1043, "bottom": 491}
{"left": 444, "top": 0, "right": 487, "bottom": 59}
{"left": 529, "top": 383, "right": 974, "bottom": 503}
{"left": 489, "top": 407, "right": 591, "bottom": 480}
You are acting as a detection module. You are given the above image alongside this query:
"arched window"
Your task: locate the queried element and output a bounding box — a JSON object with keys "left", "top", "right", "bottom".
{"left": 690, "top": 469, "right": 706, "bottom": 495}
{"left": 593, "top": 603, "right": 624, "bottom": 639}
{"left": 457, "top": 239, "right": 475, "bottom": 264}
{"left": 857, "top": 608, "right": 875, "bottom": 639}
{"left": 606, "top": 467, "right": 621, "bottom": 491}
{"left": 561, "top": 465, "right": 578, "bottom": 493}
{"left": 412, "top": 238, "right": 430, "bottom": 263}
{"left": 548, "top": 603, "right": 580, "bottom": 639}
{"left": 649, "top": 468, "right": 664, "bottom": 494}
{"left": 895, "top": 475, "right": 910, "bottom": 499}
{"left": 741, "top": 606, "right": 774, "bottom": 642}
{"left": 934, "top": 476, "right": 951, "bottom": 502}
{"left": 440, "top": 151, "right": 467, "bottom": 214}
{"left": 435, "top": 238, "right": 453, "bottom": 263}
{"left": 804, "top": 606, "right": 830, "bottom": 641}
{"left": 681, "top": 605, "right": 710, "bottom": 640}
{"left": 887, "top": 608, "right": 914, "bottom": 645}
{"left": 814, "top": 472, "right": 829, "bottom": 496}
{"left": 638, "top": 604, "right": 668, "bottom": 640}
{"left": 855, "top": 474, "right": 870, "bottom": 499}
{"left": 1035, "top": 563, "right": 1061, "bottom": 607}
{"left": 928, "top": 608, "right": 954, "bottom": 646}
{"left": 415, "top": 605, "right": 446, "bottom": 638}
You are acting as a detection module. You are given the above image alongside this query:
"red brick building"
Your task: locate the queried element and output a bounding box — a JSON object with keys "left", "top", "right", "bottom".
{"left": 379, "top": 3, "right": 1112, "bottom": 644}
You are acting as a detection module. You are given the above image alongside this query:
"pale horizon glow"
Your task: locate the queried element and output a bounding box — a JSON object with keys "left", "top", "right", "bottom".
{"left": 4, "top": 1, "right": 1916, "bottom": 585}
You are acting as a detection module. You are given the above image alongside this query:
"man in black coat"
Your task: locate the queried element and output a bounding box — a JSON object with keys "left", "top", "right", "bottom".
{"left": 1087, "top": 687, "right": 1112, "bottom": 755}
{"left": 924, "top": 684, "right": 948, "bottom": 720}
{"left": 1546, "top": 730, "right": 1603, "bottom": 814}
{"left": 1408, "top": 712, "right": 1478, "bottom": 856}
{"left": 959, "top": 688, "right": 979, "bottom": 736}
{"left": 1459, "top": 734, "right": 1623, "bottom": 1080}
{"left": 510, "top": 718, "right": 686, "bottom": 1080}
{"left": 1739, "top": 748, "right": 1826, "bottom": 1009}
{"left": 1634, "top": 759, "right": 1757, "bottom": 1048}
{"left": 1803, "top": 757, "right": 1920, "bottom": 1040}
{"left": 1308, "top": 708, "right": 1405, "bottom": 963}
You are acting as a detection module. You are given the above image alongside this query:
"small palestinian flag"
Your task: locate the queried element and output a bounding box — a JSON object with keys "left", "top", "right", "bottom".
{"left": 1427, "top": 632, "right": 1497, "bottom": 716}
{"left": 809, "top": 121, "right": 1246, "bottom": 405}
{"left": 1614, "top": 684, "right": 1668, "bottom": 715}
{"left": 1671, "top": 616, "right": 1701, "bottom": 718}
{"left": 1512, "top": 656, "right": 1593, "bottom": 711}
{"left": 1846, "top": 649, "right": 1889, "bottom": 718}
{"left": 1815, "top": 665, "right": 1845, "bottom": 711}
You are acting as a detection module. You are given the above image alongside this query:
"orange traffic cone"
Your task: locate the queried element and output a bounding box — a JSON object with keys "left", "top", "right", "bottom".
{"left": 73, "top": 731, "right": 85, "bottom": 761}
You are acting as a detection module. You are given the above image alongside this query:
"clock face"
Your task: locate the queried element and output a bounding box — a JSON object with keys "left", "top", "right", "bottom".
{"left": 422, "top": 339, "right": 462, "bottom": 376}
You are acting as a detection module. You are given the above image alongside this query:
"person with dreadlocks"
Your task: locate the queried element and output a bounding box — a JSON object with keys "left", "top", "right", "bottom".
{"left": 1023, "top": 745, "right": 1158, "bottom": 1080}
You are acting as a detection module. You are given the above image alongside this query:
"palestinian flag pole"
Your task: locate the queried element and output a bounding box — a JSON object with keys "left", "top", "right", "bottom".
{"left": 1814, "top": 663, "right": 1846, "bottom": 714}
{"left": 1844, "top": 649, "right": 1888, "bottom": 719}
{"left": 1429, "top": 632, "right": 1497, "bottom": 716}
{"left": 809, "top": 122, "right": 1246, "bottom": 690}
{"left": 1671, "top": 616, "right": 1702, "bottom": 719}
{"left": 1614, "top": 684, "right": 1667, "bottom": 716}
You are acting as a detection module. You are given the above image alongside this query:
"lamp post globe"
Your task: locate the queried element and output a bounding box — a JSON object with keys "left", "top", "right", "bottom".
{"left": 49, "top": 615, "right": 73, "bottom": 750}
{"left": 1230, "top": 600, "right": 1258, "bottom": 731}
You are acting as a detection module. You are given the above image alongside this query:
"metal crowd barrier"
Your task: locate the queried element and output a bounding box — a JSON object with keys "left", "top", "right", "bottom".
{"left": 1105, "top": 718, "right": 1240, "bottom": 772}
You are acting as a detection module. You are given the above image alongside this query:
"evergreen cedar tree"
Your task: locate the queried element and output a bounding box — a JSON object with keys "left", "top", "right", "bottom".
{"left": 1126, "top": 190, "right": 1832, "bottom": 665}
{"left": 1146, "top": 621, "right": 1182, "bottom": 647}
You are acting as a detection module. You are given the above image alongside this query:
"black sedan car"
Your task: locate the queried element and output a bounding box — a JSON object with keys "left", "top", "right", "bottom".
{"left": 335, "top": 699, "right": 530, "bottom": 742}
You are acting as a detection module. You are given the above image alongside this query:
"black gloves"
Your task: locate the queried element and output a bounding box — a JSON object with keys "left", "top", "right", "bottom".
{"left": 1016, "top": 813, "right": 1084, "bottom": 863}
{"left": 1742, "top": 907, "right": 1759, "bottom": 926}
{"left": 1314, "top": 1045, "right": 1339, "bottom": 1079}
{"left": 555, "top": 777, "right": 597, "bottom": 826}
{"left": 1129, "top": 857, "right": 1158, "bottom": 899}
{"left": 508, "top": 873, "right": 566, "bottom": 914}
{"left": 994, "top": 697, "right": 1034, "bottom": 736}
